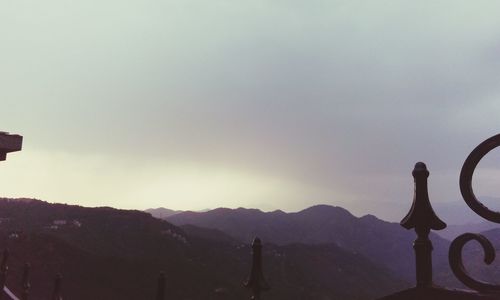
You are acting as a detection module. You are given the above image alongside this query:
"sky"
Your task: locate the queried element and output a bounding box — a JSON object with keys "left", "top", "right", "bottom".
{"left": 1, "top": 0, "right": 500, "bottom": 222}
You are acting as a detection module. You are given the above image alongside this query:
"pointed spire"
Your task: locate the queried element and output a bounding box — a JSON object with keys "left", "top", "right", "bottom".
{"left": 244, "top": 237, "right": 270, "bottom": 300}
{"left": 21, "top": 263, "right": 30, "bottom": 300}
{"left": 401, "top": 162, "right": 446, "bottom": 231}
{"left": 0, "top": 249, "right": 9, "bottom": 296}
{"left": 51, "top": 274, "right": 62, "bottom": 300}
{"left": 156, "top": 272, "right": 165, "bottom": 300}
{"left": 400, "top": 162, "right": 446, "bottom": 288}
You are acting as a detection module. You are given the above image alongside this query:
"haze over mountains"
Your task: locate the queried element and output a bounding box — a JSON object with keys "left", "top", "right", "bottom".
{"left": 159, "top": 203, "right": 500, "bottom": 290}
{"left": 433, "top": 197, "right": 500, "bottom": 226}
{"left": 2, "top": 197, "right": 499, "bottom": 299}
{"left": 0, "top": 198, "right": 410, "bottom": 300}
{"left": 432, "top": 197, "right": 500, "bottom": 240}
{"left": 145, "top": 207, "right": 182, "bottom": 219}
{"left": 164, "top": 205, "right": 453, "bottom": 284}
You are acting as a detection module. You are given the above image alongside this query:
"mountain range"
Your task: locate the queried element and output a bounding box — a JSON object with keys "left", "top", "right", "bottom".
{"left": 163, "top": 204, "right": 500, "bottom": 292}
{"left": 0, "top": 199, "right": 411, "bottom": 300}
{"left": 165, "top": 205, "right": 451, "bottom": 284}
{"left": 145, "top": 207, "right": 182, "bottom": 219}
{"left": 3, "top": 197, "right": 498, "bottom": 299}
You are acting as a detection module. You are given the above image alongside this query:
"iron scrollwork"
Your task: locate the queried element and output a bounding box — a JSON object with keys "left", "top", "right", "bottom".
{"left": 450, "top": 133, "right": 500, "bottom": 293}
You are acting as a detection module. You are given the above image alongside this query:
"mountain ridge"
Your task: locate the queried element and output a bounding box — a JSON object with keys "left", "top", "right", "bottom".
{"left": 164, "top": 204, "right": 452, "bottom": 284}
{"left": 0, "top": 198, "right": 409, "bottom": 300}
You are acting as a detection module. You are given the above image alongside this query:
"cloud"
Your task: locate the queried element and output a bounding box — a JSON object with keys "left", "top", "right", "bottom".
{"left": 2, "top": 0, "right": 500, "bottom": 220}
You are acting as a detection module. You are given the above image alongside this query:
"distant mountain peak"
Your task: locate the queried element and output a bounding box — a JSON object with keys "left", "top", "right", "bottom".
{"left": 145, "top": 207, "right": 182, "bottom": 218}
{"left": 361, "top": 214, "right": 380, "bottom": 221}
{"left": 297, "top": 204, "right": 354, "bottom": 218}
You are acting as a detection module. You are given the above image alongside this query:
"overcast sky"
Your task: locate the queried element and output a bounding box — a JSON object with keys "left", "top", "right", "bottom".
{"left": 1, "top": 0, "right": 500, "bottom": 221}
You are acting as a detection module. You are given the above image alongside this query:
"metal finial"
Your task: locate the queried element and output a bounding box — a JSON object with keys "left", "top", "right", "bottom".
{"left": 51, "top": 274, "right": 63, "bottom": 300}
{"left": 21, "top": 263, "right": 30, "bottom": 300}
{"left": 244, "top": 237, "right": 270, "bottom": 300}
{"left": 0, "top": 250, "right": 9, "bottom": 300}
{"left": 400, "top": 162, "right": 446, "bottom": 288}
{"left": 156, "top": 272, "right": 165, "bottom": 300}
{"left": 401, "top": 162, "right": 446, "bottom": 232}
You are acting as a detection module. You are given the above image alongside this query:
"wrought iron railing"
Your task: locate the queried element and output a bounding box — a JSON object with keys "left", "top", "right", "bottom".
{"left": 451, "top": 133, "right": 500, "bottom": 293}
{"left": 379, "top": 133, "right": 500, "bottom": 300}
{"left": 0, "top": 250, "right": 62, "bottom": 300}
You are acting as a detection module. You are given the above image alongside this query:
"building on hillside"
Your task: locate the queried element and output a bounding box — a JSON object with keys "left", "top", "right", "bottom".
{"left": 53, "top": 220, "right": 67, "bottom": 226}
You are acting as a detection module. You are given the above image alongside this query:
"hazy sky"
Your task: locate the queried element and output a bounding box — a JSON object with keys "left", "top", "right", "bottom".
{"left": 1, "top": 0, "right": 500, "bottom": 221}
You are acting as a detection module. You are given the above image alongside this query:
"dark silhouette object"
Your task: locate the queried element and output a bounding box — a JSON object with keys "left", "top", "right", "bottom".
{"left": 21, "top": 263, "right": 30, "bottom": 300}
{"left": 449, "top": 233, "right": 499, "bottom": 293}
{"left": 378, "top": 287, "right": 499, "bottom": 300}
{"left": 401, "top": 162, "right": 446, "bottom": 288}
{"left": 244, "top": 237, "right": 269, "bottom": 300}
{"left": 448, "top": 133, "right": 500, "bottom": 293}
{"left": 156, "top": 272, "right": 165, "bottom": 300}
{"left": 0, "top": 250, "right": 8, "bottom": 300}
{"left": 0, "top": 132, "right": 22, "bottom": 161}
{"left": 51, "top": 274, "right": 63, "bottom": 300}
{"left": 459, "top": 133, "right": 500, "bottom": 223}
{"left": 380, "top": 134, "right": 500, "bottom": 300}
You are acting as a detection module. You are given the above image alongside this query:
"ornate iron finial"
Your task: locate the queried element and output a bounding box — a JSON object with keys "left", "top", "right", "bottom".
{"left": 401, "top": 162, "right": 446, "bottom": 288}
{"left": 21, "top": 263, "right": 30, "bottom": 300}
{"left": 0, "top": 250, "right": 9, "bottom": 300}
{"left": 449, "top": 133, "right": 500, "bottom": 293}
{"left": 244, "top": 237, "right": 270, "bottom": 300}
{"left": 51, "top": 274, "right": 63, "bottom": 300}
{"left": 156, "top": 272, "right": 165, "bottom": 300}
{"left": 401, "top": 162, "right": 447, "bottom": 232}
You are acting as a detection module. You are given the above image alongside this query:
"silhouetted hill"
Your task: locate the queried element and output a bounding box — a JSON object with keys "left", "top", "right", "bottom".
{"left": 167, "top": 204, "right": 451, "bottom": 284}
{"left": 0, "top": 198, "right": 408, "bottom": 299}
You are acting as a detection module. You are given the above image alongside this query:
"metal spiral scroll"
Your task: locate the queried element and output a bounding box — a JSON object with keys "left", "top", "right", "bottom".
{"left": 450, "top": 133, "right": 500, "bottom": 293}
